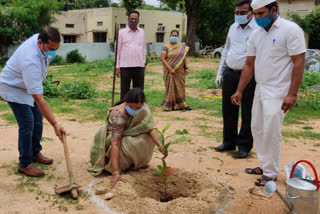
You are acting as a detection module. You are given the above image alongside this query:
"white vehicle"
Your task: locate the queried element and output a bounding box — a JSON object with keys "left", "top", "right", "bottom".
{"left": 212, "top": 45, "right": 225, "bottom": 58}
{"left": 199, "top": 46, "right": 214, "bottom": 56}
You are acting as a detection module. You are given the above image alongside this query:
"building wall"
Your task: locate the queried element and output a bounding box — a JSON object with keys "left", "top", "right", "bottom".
{"left": 52, "top": 7, "right": 187, "bottom": 44}
{"left": 52, "top": 11, "right": 88, "bottom": 43}
{"left": 279, "top": 0, "right": 320, "bottom": 18}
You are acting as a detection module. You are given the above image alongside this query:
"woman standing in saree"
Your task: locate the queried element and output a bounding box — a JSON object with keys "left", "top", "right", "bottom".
{"left": 160, "top": 30, "right": 191, "bottom": 111}
{"left": 88, "top": 88, "right": 167, "bottom": 188}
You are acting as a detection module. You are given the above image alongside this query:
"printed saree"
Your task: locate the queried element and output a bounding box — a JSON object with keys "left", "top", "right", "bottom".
{"left": 88, "top": 104, "right": 156, "bottom": 176}
{"left": 161, "top": 42, "right": 189, "bottom": 111}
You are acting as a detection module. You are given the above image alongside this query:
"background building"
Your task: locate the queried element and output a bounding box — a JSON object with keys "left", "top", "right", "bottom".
{"left": 278, "top": 0, "right": 320, "bottom": 18}
{"left": 52, "top": 7, "right": 187, "bottom": 44}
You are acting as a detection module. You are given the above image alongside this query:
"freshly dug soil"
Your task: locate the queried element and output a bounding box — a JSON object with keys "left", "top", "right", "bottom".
{"left": 91, "top": 168, "right": 230, "bottom": 214}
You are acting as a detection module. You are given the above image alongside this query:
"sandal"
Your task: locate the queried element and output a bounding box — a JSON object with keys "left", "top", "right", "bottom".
{"left": 255, "top": 175, "right": 277, "bottom": 186}
{"left": 245, "top": 167, "right": 263, "bottom": 175}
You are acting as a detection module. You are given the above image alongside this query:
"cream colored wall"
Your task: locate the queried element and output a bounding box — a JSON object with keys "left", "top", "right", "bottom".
{"left": 52, "top": 7, "right": 187, "bottom": 44}
{"left": 86, "top": 8, "right": 113, "bottom": 43}
{"left": 52, "top": 11, "right": 88, "bottom": 43}
{"left": 110, "top": 8, "right": 187, "bottom": 43}
{"left": 279, "top": 0, "right": 320, "bottom": 18}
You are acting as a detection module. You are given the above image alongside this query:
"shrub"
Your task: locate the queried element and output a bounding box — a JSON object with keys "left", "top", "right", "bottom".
{"left": 61, "top": 80, "right": 96, "bottom": 99}
{"left": 301, "top": 71, "right": 320, "bottom": 91}
{"left": 66, "top": 49, "right": 85, "bottom": 64}
{"left": 43, "top": 75, "right": 60, "bottom": 98}
{"left": 194, "top": 69, "right": 218, "bottom": 89}
{"left": 109, "top": 41, "right": 115, "bottom": 53}
{"left": 49, "top": 55, "right": 65, "bottom": 66}
{"left": 89, "top": 58, "right": 114, "bottom": 72}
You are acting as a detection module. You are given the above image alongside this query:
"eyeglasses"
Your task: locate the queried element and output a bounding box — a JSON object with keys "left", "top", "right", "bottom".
{"left": 234, "top": 11, "right": 250, "bottom": 16}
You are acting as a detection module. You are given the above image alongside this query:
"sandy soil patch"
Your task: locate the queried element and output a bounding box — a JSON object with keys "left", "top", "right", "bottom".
{"left": 91, "top": 168, "right": 230, "bottom": 214}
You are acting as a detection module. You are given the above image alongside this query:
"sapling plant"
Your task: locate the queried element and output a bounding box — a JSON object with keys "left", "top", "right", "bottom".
{"left": 155, "top": 124, "right": 174, "bottom": 202}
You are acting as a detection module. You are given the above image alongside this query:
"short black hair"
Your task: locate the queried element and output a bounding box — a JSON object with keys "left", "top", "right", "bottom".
{"left": 38, "top": 26, "right": 61, "bottom": 43}
{"left": 266, "top": 1, "right": 279, "bottom": 12}
{"left": 125, "top": 88, "right": 145, "bottom": 104}
{"left": 170, "top": 30, "right": 179, "bottom": 36}
{"left": 236, "top": 0, "right": 253, "bottom": 11}
{"left": 129, "top": 10, "right": 140, "bottom": 18}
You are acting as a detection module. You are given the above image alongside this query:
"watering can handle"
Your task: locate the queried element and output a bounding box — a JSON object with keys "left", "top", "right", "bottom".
{"left": 290, "top": 160, "right": 319, "bottom": 190}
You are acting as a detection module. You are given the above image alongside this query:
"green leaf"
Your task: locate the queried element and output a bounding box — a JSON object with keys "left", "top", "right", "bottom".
{"left": 157, "top": 165, "right": 163, "bottom": 171}
{"left": 162, "top": 124, "right": 171, "bottom": 134}
{"left": 154, "top": 129, "right": 164, "bottom": 144}
{"left": 164, "top": 142, "right": 171, "bottom": 150}
{"left": 154, "top": 171, "right": 162, "bottom": 176}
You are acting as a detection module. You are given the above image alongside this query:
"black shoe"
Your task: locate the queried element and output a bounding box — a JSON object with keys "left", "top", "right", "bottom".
{"left": 214, "top": 144, "right": 236, "bottom": 152}
{"left": 235, "top": 151, "right": 249, "bottom": 159}
{"left": 184, "top": 106, "right": 192, "bottom": 111}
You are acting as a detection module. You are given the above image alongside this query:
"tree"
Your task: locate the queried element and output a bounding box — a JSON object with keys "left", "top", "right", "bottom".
{"left": 288, "top": 8, "right": 320, "bottom": 49}
{"left": 197, "top": 0, "right": 236, "bottom": 47}
{"left": 73, "top": 0, "right": 110, "bottom": 9}
{"left": 160, "top": 0, "right": 201, "bottom": 56}
{"left": 122, "top": 0, "right": 144, "bottom": 15}
{"left": 0, "top": 0, "right": 62, "bottom": 61}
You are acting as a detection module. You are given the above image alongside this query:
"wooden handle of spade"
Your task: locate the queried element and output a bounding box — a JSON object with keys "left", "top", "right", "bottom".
{"left": 62, "top": 133, "right": 74, "bottom": 185}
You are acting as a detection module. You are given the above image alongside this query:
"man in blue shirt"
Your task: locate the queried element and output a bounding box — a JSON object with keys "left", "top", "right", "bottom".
{"left": 0, "top": 27, "right": 65, "bottom": 177}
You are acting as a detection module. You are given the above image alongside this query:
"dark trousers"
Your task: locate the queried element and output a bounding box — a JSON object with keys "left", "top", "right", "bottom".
{"left": 8, "top": 102, "right": 43, "bottom": 168}
{"left": 222, "top": 67, "right": 256, "bottom": 152}
{"left": 120, "top": 67, "right": 145, "bottom": 100}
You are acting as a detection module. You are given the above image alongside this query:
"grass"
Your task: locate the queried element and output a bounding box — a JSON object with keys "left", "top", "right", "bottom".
{"left": 0, "top": 103, "right": 9, "bottom": 111}
{"left": 282, "top": 130, "right": 320, "bottom": 140}
{"left": 2, "top": 160, "right": 89, "bottom": 212}
{"left": 0, "top": 112, "right": 16, "bottom": 123}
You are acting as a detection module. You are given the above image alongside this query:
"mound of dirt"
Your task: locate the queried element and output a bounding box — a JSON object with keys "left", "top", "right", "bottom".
{"left": 90, "top": 168, "right": 231, "bottom": 214}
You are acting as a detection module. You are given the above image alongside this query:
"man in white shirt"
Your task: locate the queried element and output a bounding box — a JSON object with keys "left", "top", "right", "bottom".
{"left": 231, "top": 0, "right": 306, "bottom": 186}
{"left": 215, "top": 0, "right": 258, "bottom": 159}
{"left": 0, "top": 27, "right": 66, "bottom": 177}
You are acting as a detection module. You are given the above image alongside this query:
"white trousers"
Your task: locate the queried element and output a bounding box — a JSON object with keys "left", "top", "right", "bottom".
{"left": 251, "top": 97, "right": 286, "bottom": 178}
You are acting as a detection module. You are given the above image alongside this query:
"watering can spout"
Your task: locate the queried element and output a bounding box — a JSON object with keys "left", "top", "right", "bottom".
{"left": 265, "top": 181, "right": 294, "bottom": 211}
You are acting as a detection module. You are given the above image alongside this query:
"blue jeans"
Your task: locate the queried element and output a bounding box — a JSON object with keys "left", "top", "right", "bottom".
{"left": 8, "top": 102, "right": 43, "bottom": 168}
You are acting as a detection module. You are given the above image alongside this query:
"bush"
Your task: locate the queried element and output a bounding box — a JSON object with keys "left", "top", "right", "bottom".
{"left": 194, "top": 69, "right": 218, "bottom": 89}
{"left": 43, "top": 75, "right": 60, "bottom": 98}
{"left": 109, "top": 42, "right": 115, "bottom": 53}
{"left": 301, "top": 71, "right": 320, "bottom": 91}
{"left": 298, "top": 89, "right": 320, "bottom": 110}
{"left": 61, "top": 80, "right": 96, "bottom": 99}
{"left": 49, "top": 55, "right": 65, "bottom": 66}
{"left": 66, "top": 49, "right": 86, "bottom": 64}
{"left": 89, "top": 58, "right": 114, "bottom": 71}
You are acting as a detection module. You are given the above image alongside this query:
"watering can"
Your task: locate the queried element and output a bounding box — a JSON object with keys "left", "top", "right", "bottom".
{"left": 265, "top": 160, "right": 320, "bottom": 214}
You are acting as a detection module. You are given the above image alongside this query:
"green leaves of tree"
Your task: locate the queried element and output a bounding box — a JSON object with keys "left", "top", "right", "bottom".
{"left": 288, "top": 8, "right": 320, "bottom": 49}
{"left": 122, "top": 0, "right": 144, "bottom": 15}
{"left": 0, "top": 0, "right": 62, "bottom": 59}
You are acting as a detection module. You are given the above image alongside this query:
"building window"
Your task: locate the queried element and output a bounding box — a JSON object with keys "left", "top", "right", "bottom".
{"left": 64, "top": 35, "right": 76, "bottom": 43}
{"left": 176, "top": 24, "right": 180, "bottom": 28}
{"left": 139, "top": 24, "right": 144, "bottom": 29}
{"left": 65, "top": 24, "right": 74, "bottom": 28}
{"left": 93, "top": 32, "right": 107, "bottom": 43}
{"left": 120, "top": 24, "right": 126, "bottom": 28}
{"left": 156, "top": 33, "right": 164, "bottom": 42}
{"left": 97, "top": 22, "right": 103, "bottom": 26}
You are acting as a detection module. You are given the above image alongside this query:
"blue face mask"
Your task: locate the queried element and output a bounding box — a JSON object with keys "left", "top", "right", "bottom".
{"left": 125, "top": 105, "right": 142, "bottom": 116}
{"left": 235, "top": 14, "right": 249, "bottom": 25}
{"left": 44, "top": 50, "right": 57, "bottom": 61}
{"left": 170, "top": 36, "right": 179, "bottom": 43}
{"left": 255, "top": 11, "right": 278, "bottom": 28}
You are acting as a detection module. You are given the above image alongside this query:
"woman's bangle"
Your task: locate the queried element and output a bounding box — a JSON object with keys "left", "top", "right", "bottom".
{"left": 112, "top": 170, "right": 120, "bottom": 175}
